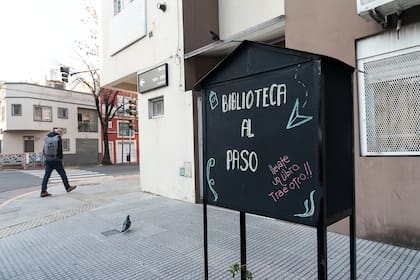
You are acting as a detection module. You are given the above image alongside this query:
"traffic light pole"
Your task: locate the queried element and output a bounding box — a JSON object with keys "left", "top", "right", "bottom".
{"left": 121, "top": 96, "right": 125, "bottom": 165}
{"left": 128, "top": 126, "right": 132, "bottom": 163}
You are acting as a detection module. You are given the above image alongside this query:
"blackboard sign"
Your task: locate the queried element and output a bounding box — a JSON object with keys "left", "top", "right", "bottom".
{"left": 204, "top": 62, "right": 321, "bottom": 226}
{"left": 197, "top": 41, "right": 356, "bottom": 279}
{"left": 197, "top": 41, "right": 354, "bottom": 227}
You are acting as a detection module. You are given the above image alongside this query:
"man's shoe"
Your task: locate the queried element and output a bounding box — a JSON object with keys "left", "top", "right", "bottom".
{"left": 66, "top": 185, "right": 77, "bottom": 193}
{"left": 40, "top": 191, "right": 52, "bottom": 197}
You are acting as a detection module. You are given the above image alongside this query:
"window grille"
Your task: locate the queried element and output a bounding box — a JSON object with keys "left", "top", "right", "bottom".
{"left": 118, "top": 121, "right": 134, "bottom": 137}
{"left": 149, "top": 97, "right": 164, "bottom": 118}
{"left": 77, "top": 108, "right": 98, "bottom": 132}
{"left": 62, "top": 139, "right": 70, "bottom": 152}
{"left": 23, "top": 136, "right": 34, "bottom": 153}
{"left": 359, "top": 50, "right": 420, "bottom": 155}
{"left": 12, "top": 104, "right": 22, "bottom": 116}
{"left": 33, "top": 106, "right": 52, "bottom": 122}
{"left": 57, "top": 107, "right": 68, "bottom": 119}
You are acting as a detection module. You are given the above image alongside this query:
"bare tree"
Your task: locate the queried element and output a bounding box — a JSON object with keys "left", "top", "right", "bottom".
{"left": 71, "top": 1, "right": 122, "bottom": 165}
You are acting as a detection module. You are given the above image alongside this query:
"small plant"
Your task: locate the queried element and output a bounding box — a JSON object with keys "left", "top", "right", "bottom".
{"left": 228, "top": 263, "right": 253, "bottom": 280}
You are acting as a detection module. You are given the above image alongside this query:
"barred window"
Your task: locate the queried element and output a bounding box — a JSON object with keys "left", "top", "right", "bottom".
{"left": 77, "top": 108, "right": 98, "bottom": 133}
{"left": 62, "top": 138, "right": 70, "bottom": 152}
{"left": 149, "top": 96, "right": 164, "bottom": 119}
{"left": 34, "top": 106, "right": 52, "bottom": 122}
{"left": 57, "top": 107, "right": 68, "bottom": 119}
{"left": 23, "top": 136, "right": 34, "bottom": 153}
{"left": 12, "top": 104, "right": 22, "bottom": 116}
{"left": 358, "top": 50, "right": 420, "bottom": 155}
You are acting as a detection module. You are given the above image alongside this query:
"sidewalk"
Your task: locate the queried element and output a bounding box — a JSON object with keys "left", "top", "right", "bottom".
{"left": 0, "top": 176, "right": 419, "bottom": 279}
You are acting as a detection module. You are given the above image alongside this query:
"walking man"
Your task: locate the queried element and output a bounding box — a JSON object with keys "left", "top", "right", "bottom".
{"left": 40, "top": 128, "right": 76, "bottom": 197}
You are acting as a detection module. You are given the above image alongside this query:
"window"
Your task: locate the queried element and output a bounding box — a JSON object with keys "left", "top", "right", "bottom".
{"left": 0, "top": 140, "right": 2, "bottom": 153}
{"left": 118, "top": 121, "right": 134, "bottom": 137}
{"left": 149, "top": 96, "right": 164, "bottom": 118}
{"left": 34, "top": 106, "right": 52, "bottom": 122}
{"left": 62, "top": 138, "right": 70, "bottom": 152}
{"left": 23, "top": 136, "right": 34, "bottom": 153}
{"left": 116, "top": 96, "right": 130, "bottom": 117}
{"left": 57, "top": 107, "right": 68, "bottom": 119}
{"left": 358, "top": 49, "right": 420, "bottom": 155}
{"left": 12, "top": 104, "right": 22, "bottom": 116}
{"left": 78, "top": 108, "right": 98, "bottom": 132}
{"left": 114, "top": 0, "right": 134, "bottom": 15}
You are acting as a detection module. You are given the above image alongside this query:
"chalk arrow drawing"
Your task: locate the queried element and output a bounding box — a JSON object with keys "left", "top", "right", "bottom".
{"left": 294, "top": 64, "right": 309, "bottom": 108}
{"left": 294, "top": 190, "right": 316, "bottom": 218}
{"left": 206, "top": 158, "right": 218, "bottom": 202}
{"left": 286, "top": 98, "right": 313, "bottom": 130}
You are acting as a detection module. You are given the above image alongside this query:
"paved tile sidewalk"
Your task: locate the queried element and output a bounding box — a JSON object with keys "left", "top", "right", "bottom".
{"left": 0, "top": 177, "right": 419, "bottom": 279}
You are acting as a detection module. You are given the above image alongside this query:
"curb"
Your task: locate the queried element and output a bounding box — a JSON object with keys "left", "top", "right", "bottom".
{"left": 0, "top": 190, "right": 38, "bottom": 209}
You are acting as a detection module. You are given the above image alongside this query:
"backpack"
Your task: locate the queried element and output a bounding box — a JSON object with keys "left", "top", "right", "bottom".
{"left": 44, "top": 135, "right": 60, "bottom": 159}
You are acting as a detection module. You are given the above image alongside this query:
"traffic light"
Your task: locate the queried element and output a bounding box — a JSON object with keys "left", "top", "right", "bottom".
{"left": 128, "top": 99, "right": 137, "bottom": 116}
{"left": 60, "top": 66, "right": 70, "bottom": 83}
{"left": 128, "top": 119, "right": 135, "bottom": 130}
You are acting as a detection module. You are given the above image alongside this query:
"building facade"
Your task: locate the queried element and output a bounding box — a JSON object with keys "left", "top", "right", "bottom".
{"left": 100, "top": 90, "right": 139, "bottom": 164}
{"left": 0, "top": 83, "right": 101, "bottom": 166}
{"left": 99, "top": 0, "right": 420, "bottom": 248}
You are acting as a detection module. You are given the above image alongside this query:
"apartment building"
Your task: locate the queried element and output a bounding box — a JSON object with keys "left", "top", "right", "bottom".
{"left": 99, "top": 0, "right": 420, "bottom": 248}
{"left": 100, "top": 89, "right": 139, "bottom": 164}
{"left": 0, "top": 83, "right": 101, "bottom": 166}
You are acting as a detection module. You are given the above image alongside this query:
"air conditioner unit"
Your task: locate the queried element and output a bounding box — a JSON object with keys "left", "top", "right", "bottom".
{"left": 357, "top": 0, "right": 420, "bottom": 20}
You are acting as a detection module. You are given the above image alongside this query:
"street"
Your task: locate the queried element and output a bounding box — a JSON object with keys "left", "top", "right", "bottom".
{"left": 0, "top": 164, "right": 139, "bottom": 204}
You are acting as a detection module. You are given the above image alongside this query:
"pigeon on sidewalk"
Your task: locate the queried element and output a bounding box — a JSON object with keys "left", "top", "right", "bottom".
{"left": 121, "top": 215, "right": 131, "bottom": 233}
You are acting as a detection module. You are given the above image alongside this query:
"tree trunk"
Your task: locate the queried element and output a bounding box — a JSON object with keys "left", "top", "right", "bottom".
{"left": 101, "top": 123, "right": 113, "bottom": 165}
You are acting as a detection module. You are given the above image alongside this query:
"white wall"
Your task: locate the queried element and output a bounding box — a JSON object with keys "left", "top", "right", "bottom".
{"left": 100, "top": 0, "right": 196, "bottom": 202}
{"left": 2, "top": 131, "right": 45, "bottom": 154}
{"left": 218, "top": 0, "right": 284, "bottom": 38}
{"left": 138, "top": 86, "right": 195, "bottom": 202}
{"left": 101, "top": 0, "right": 183, "bottom": 87}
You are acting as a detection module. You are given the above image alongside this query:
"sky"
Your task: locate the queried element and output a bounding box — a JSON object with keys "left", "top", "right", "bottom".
{"left": 0, "top": 0, "right": 97, "bottom": 83}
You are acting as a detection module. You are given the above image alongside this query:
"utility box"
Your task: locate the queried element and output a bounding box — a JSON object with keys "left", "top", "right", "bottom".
{"left": 195, "top": 41, "right": 355, "bottom": 227}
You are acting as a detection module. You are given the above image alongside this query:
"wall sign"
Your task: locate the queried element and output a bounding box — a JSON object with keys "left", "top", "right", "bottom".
{"left": 137, "top": 63, "right": 168, "bottom": 93}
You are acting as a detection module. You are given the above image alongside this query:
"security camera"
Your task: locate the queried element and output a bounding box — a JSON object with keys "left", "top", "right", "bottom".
{"left": 157, "top": 2, "right": 166, "bottom": 12}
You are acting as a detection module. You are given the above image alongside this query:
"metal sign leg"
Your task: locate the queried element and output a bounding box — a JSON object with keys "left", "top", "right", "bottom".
{"left": 203, "top": 202, "right": 208, "bottom": 280}
{"left": 350, "top": 212, "right": 356, "bottom": 280}
{"left": 317, "top": 220, "right": 327, "bottom": 279}
{"left": 240, "top": 211, "right": 247, "bottom": 280}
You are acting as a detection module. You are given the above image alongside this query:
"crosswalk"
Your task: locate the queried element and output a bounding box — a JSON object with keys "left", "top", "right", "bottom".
{"left": 20, "top": 169, "right": 113, "bottom": 184}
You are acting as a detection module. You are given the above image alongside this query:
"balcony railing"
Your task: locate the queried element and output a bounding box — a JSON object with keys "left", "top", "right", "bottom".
{"left": 78, "top": 122, "right": 98, "bottom": 132}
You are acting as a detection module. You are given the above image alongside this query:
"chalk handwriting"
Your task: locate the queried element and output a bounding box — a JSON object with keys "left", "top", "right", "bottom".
{"left": 226, "top": 149, "right": 258, "bottom": 172}
{"left": 241, "top": 119, "right": 255, "bottom": 138}
{"left": 293, "top": 190, "right": 316, "bottom": 218}
{"left": 286, "top": 98, "right": 313, "bottom": 130}
{"left": 209, "top": 90, "right": 219, "bottom": 110}
{"left": 206, "top": 158, "right": 218, "bottom": 201}
{"left": 268, "top": 156, "right": 313, "bottom": 202}
{"left": 221, "top": 83, "right": 286, "bottom": 113}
